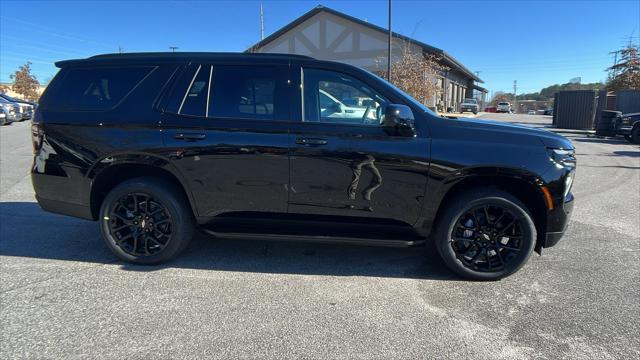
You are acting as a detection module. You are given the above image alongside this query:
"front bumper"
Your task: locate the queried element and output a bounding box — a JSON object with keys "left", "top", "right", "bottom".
{"left": 616, "top": 125, "right": 633, "bottom": 136}
{"left": 542, "top": 191, "right": 574, "bottom": 248}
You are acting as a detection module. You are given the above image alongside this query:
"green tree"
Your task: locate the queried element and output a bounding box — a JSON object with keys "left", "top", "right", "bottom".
{"left": 10, "top": 62, "right": 40, "bottom": 101}
{"left": 607, "top": 43, "right": 640, "bottom": 91}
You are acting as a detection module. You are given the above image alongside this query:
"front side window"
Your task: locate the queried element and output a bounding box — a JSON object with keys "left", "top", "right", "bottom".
{"left": 303, "top": 68, "right": 388, "bottom": 126}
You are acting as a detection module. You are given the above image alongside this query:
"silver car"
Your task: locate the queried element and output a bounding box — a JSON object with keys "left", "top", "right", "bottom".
{"left": 0, "top": 97, "right": 19, "bottom": 124}
{"left": 0, "top": 94, "right": 34, "bottom": 120}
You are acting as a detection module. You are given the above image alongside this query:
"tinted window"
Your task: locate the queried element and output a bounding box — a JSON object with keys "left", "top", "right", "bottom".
{"left": 178, "top": 65, "right": 212, "bottom": 117}
{"left": 50, "top": 66, "right": 152, "bottom": 110}
{"left": 303, "top": 68, "right": 388, "bottom": 126}
{"left": 209, "top": 65, "right": 285, "bottom": 120}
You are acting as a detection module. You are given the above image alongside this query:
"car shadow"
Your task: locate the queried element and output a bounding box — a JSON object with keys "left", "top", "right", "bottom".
{"left": 0, "top": 201, "right": 458, "bottom": 281}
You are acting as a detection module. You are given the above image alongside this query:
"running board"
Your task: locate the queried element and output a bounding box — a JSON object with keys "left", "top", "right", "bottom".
{"left": 200, "top": 228, "right": 426, "bottom": 248}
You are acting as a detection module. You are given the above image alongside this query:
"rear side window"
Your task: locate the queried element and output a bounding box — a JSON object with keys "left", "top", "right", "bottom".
{"left": 210, "top": 65, "right": 284, "bottom": 120}
{"left": 48, "top": 66, "right": 152, "bottom": 110}
{"left": 167, "top": 64, "right": 288, "bottom": 120}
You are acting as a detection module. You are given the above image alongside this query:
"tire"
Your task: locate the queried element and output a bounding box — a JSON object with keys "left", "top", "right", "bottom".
{"left": 473, "top": 111, "right": 478, "bottom": 115}
{"left": 99, "top": 177, "right": 194, "bottom": 264}
{"left": 632, "top": 126, "right": 640, "bottom": 144}
{"left": 433, "top": 188, "right": 536, "bottom": 280}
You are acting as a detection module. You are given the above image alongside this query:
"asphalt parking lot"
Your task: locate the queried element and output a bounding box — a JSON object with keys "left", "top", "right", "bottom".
{"left": 1, "top": 114, "right": 638, "bottom": 359}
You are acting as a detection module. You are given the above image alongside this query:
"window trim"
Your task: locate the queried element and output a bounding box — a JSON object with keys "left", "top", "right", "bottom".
{"left": 178, "top": 64, "right": 202, "bottom": 115}
{"left": 205, "top": 65, "right": 213, "bottom": 117}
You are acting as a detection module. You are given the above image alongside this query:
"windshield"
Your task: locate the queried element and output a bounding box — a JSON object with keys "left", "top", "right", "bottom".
{"left": 369, "top": 71, "right": 438, "bottom": 116}
{"left": 463, "top": 99, "right": 477, "bottom": 104}
{"left": 498, "top": 102, "right": 509, "bottom": 106}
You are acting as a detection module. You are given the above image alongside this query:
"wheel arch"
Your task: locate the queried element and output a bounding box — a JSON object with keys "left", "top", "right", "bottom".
{"left": 88, "top": 154, "right": 197, "bottom": 221}
{"left": 430, "top": 170, "right": 549, "bottom": 251}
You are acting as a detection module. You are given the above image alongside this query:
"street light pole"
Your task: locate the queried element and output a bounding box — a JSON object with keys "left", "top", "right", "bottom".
{"left": 513, "top": 80, "right": 517, "bottom": 114}
{"left": 387, "top": 0, "right": 392, "bottom": 81}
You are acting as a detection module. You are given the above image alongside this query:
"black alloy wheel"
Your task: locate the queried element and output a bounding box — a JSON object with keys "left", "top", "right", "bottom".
{"left": 99, "top": 177, "right": 194, "bottom": 264}
{"left": 106, "top": 192, "right": 173, "bottom": 256}
{"left": 450, "top": 205, "right": 523, "bottom": 272}
{"left": 434, "top": 189, "right": 536, "bottom": 280}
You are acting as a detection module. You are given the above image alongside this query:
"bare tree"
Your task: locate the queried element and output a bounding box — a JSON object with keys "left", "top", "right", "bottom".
{"left": 377, "top": 45, "right": 448, "bottom": 108}
{"left": 10, "top": 62, "right": 40, "bottom": 101}
{"left": 607, "top": 43, "right": 640, "bottom": 91}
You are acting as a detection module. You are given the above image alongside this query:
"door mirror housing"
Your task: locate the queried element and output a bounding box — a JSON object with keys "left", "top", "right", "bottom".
{"left": 383, "top": 104, "right": 416, "bottom": 137}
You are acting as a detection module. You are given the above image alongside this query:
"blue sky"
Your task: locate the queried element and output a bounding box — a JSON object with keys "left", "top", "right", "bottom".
{"left": 1, "top": 0, "right": 638, "bottom": 95}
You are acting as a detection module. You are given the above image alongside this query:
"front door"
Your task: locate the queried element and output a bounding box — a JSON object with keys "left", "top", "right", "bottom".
{"left": 160, "top": 63, "right": 292, "bottom": 218}
{"left": 288, "top": 67, "right": 429, "bottom": 225}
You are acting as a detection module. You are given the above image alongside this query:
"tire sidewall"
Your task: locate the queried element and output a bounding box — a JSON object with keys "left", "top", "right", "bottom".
{"left": 632, "top": 126, "right": 640, "bottom": 144}
{"left": 435, "top": 192, "right": 536, "bottom": 280}
{"left": 99, "top": 178, "right": 193, "bottom": 264}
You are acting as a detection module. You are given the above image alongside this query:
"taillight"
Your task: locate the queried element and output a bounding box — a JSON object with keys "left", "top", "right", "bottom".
{"left": 31, "top": 123, "right": 43, "bottom": 154}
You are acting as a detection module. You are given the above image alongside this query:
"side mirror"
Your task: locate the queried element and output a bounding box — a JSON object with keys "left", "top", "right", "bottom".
{"left": 383, "top": 104, "right": 416, "bottom": 137}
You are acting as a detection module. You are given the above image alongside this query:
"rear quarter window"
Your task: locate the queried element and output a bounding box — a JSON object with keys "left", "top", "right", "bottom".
{"left": 42, "top": 66, "right": 154, "bottom": 111}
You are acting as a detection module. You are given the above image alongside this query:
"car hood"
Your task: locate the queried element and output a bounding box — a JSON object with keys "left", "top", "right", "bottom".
{"left": 451, "top": 117, "right": 574, "bottom": 149}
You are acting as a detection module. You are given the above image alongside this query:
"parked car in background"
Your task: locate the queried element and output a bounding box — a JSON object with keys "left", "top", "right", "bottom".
{"left": 496, "top": 102, "right": 511, "bottom": 113}
{"left": 0, "top": 94, "right": 34, "bottom": 121}
{"left": 0, "top": 97, "right": 19, "bottom": 125}
{"left": 528, "top": 110, "right": 536, "bottom": 115}
{"left": 32, "top": 52, "right": 576, "bottom": 280}
{"left": 459, "top": 98, "right": 479, "bottom": 114}
{"left": 543, "top": 108, "right": 553, "bottom": 116}
{"left": 615, "top": 112, "right": 640, "bottom": 144}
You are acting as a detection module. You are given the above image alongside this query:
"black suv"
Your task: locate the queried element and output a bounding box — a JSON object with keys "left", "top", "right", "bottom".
{"left": 32, "top": 53, "right": 575, "bottom": 280}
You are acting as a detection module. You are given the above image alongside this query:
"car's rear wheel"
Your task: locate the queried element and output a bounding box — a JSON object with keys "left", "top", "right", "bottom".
{"left": 99, "top": 177, "right": 194, "bottom": 264}
{"left": 631, "top": 126, "right": 640, "bottom": 144}
{"left": 434, "top": 189, "right": 536, "bottom": 280}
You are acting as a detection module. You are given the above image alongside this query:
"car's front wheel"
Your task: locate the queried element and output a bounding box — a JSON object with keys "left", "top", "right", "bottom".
{"left": 99, "top": 177, "right": 194, "bottom": 264}
{"left": 434, "top": 189, "right": 536, "bottom": 280}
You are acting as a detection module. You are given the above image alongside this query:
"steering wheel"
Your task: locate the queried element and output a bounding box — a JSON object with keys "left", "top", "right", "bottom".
{"left": 361, "top": 105, "right": 375, "bottom": 125}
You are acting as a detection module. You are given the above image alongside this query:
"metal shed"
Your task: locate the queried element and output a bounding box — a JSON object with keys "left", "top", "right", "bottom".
{"left": 554, "top": 90, "right": 597, "bottom": 129}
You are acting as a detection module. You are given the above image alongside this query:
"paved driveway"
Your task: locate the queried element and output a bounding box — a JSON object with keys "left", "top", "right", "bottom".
{"left": 1, "top": 115, "right": 639, "bottom": 359}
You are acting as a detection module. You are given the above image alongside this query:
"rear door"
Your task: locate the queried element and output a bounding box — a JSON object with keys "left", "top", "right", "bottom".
{"left": 160, "top": 62, "right": 292, "bottom": 218}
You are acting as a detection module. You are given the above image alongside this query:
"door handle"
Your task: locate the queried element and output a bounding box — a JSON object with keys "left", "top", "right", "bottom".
{"left": 175, "top": 133, "right": 206, "bottom": 141}
{"left": 295, "top": 138, "right": 328, "bottom": 146}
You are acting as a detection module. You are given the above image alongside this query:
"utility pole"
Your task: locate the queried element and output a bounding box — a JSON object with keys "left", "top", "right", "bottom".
{"left": 260, "top": 3, "right": 265, "bottom": 41}
{"left": 118, "top": 45, "right": 123, "bottom": 54}
{"left": 169, "top": 46, "right": 178, "bottom": 53}
{"left": 387, "top": 0, "right": 392, "bottom": 81}
{"left": 513, "top": 80, "right": 518, "bottom": 114}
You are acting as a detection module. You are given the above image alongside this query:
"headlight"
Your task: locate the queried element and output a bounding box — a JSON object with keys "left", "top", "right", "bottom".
{"left": 564, "top": 170, "right": 574, "bottom": 198}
